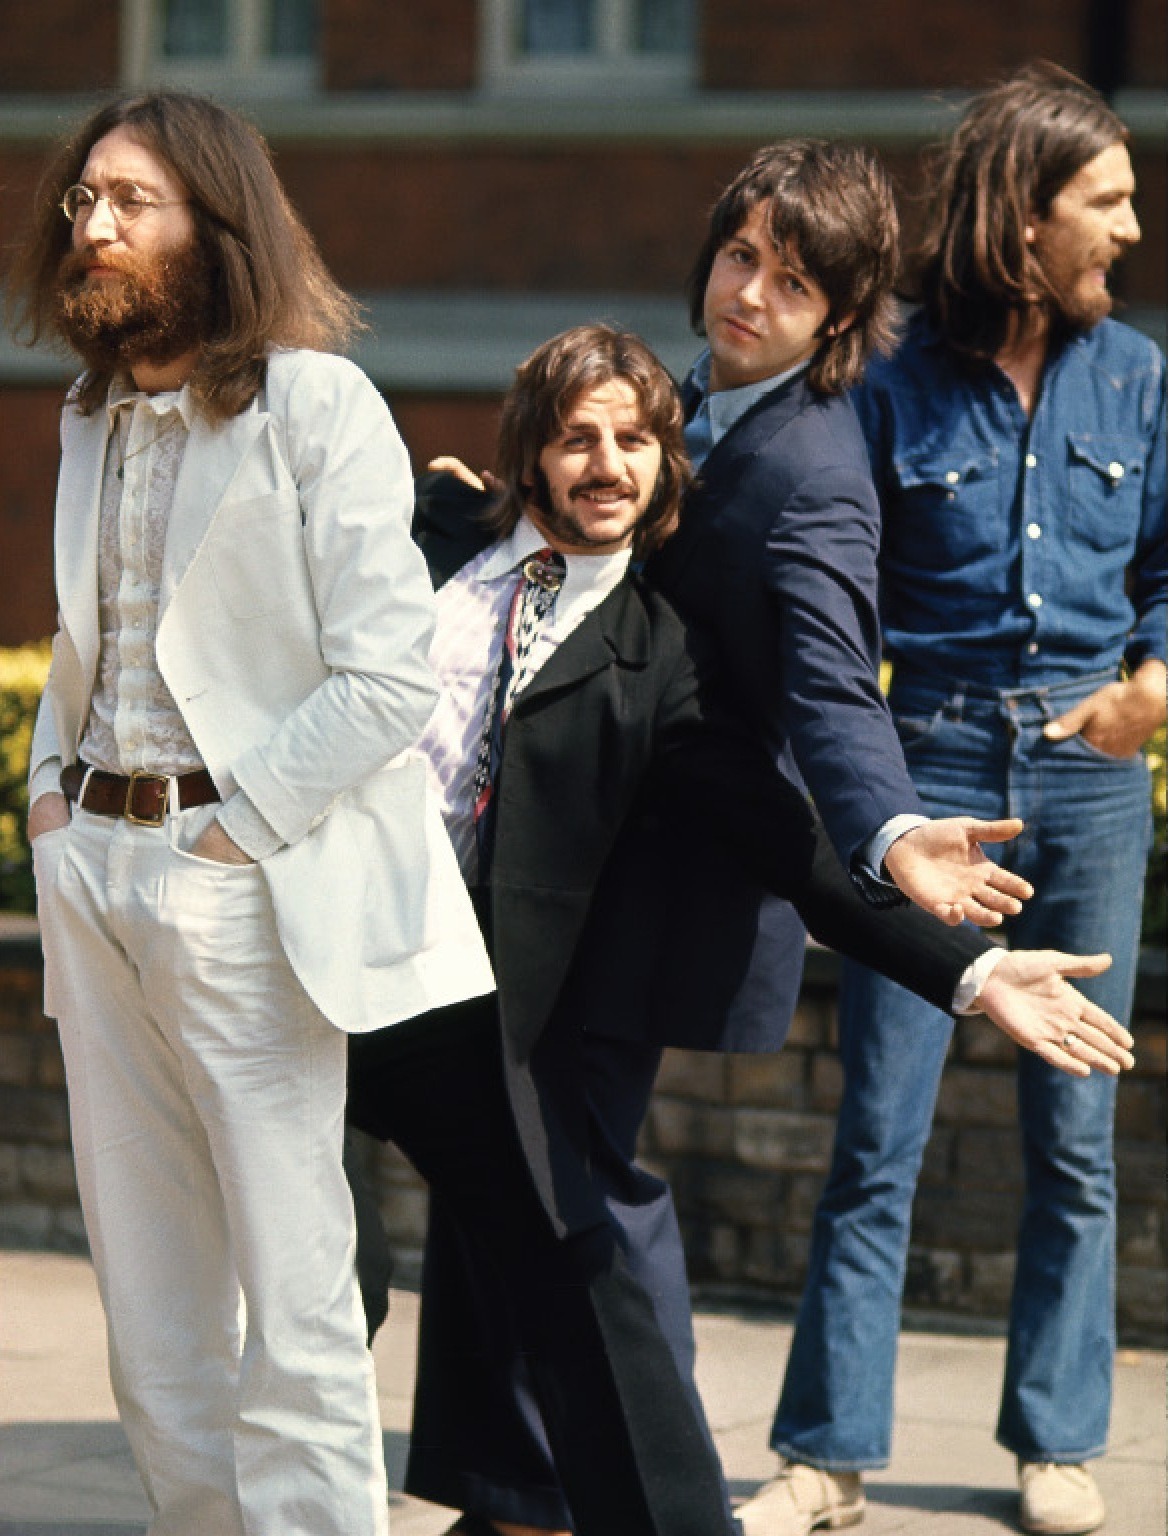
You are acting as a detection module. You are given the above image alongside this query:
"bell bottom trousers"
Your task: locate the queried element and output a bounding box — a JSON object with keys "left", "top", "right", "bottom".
{"left": 772, "top": 673, "right": 1152, "bottom": 1469}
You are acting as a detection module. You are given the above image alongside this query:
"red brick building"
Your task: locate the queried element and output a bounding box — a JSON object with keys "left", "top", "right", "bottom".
{"left": 1, "top": 0, "right": 1165, "bottom": 642}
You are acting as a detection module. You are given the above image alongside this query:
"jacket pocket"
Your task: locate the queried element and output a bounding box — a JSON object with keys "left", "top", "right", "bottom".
{"left": 206, "top": 492, "right": 311, "bottom": 619}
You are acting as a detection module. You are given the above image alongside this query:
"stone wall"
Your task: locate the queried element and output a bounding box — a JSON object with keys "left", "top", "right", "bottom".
{"left": 5, "top": 917, "right": 1162, "bottom": 1342}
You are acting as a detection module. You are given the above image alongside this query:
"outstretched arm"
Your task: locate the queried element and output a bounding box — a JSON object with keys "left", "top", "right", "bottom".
{"left": 972, "top": 951, "right": 1134, "bottom": 1077}
{"left": 883, "top": 817, "right": 1034, "bottom": 926}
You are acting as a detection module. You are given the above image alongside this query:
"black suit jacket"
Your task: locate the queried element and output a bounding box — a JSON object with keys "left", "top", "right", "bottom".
{"left": 385, "top": 475, "right": 992, "bottom": 1228}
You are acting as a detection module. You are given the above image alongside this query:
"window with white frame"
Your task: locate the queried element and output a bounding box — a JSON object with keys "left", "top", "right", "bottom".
{"left": 482, "top": 0, "right": 695, "bottom": 94}
{"left": 122, "top": 0, "right": 318, "bottom": 95}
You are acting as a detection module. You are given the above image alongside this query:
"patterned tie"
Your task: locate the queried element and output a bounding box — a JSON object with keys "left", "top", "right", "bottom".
{"left": 471, "top": 548, "right": 567, "bottom": 873}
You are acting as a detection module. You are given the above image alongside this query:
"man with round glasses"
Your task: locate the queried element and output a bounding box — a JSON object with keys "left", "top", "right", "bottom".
{"left": 11, "top": 90, "right": 493, "bottom": 1536}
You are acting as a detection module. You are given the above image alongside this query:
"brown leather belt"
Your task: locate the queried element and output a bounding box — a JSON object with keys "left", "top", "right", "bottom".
{"left": 60, "top": 762, "right": 220, "bottom": 828}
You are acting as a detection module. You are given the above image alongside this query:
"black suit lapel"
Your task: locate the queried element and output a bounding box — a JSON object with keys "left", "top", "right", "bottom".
{"left": 513, "top": 576, "right": 652, "bottom": 712}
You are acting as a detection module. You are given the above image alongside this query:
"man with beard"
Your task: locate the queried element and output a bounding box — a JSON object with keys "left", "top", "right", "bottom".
{"left": 751, "top": 63, "right": 1166, "bottom": 1536}
{"left": 10, "top": 92, "right": 494, "bottom": 1536}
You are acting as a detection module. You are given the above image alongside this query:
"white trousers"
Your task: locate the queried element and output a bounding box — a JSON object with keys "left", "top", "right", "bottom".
{"left": 33, "top": 806, "right": 389, "bottom": 1536}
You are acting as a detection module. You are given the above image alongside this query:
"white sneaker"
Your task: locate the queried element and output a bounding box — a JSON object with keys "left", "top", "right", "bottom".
{"left": 737, "top": 1461, "right": 865, "bottom": 1536}
{"left": 1018, "top": 1461, "right": 1106, "bottom": 1535}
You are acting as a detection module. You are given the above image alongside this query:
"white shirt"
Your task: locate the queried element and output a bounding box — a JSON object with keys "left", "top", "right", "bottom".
{"left": 417, "top": 515, "right": 630, "bottom": 879}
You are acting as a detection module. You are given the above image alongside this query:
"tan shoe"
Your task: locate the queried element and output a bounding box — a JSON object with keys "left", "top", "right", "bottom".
{"left": 737, "top": 1461, "right": 865, "bottom": 1536}
{"left": 1018, "top": 1461, "right": 1106, "bottom": 1535}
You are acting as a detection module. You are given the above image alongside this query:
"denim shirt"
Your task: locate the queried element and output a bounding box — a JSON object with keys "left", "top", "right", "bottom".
{"left": 853, "top": 311, "right": 1167, "bottom": 687}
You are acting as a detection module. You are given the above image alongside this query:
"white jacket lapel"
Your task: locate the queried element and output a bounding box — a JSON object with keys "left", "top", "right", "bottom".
{"left": 159, "top": 400, "right": 268, "bottom": 617}
{"left": 54, "top": 404, "right": 108, "bottom": 689}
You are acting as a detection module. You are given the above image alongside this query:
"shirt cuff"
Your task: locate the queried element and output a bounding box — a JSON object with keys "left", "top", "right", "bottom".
{"left": 952, "top": 946, "right": 1010, "bottom": 1015}
{"left": 860, "top": 813, "right": 932, "bottom": 883}
{"left": 217, "top": 791, "right": 284, "bottom": 862}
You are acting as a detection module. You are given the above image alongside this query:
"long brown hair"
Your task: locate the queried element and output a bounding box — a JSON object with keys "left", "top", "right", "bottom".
{"left": 685, "top": 139, "right": 900, "bottom": 396}
{"left": 7, "top": 91, "right": 361, "bottom": 419}
{"left": 908, "top": 61, "right": 1128, "bottom": 358}
{"left": 491, "top": 324, "right": 690, "bottom": 559}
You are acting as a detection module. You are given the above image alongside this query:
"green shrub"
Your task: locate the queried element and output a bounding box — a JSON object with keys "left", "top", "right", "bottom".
{"left": 0, "top": 641, "right": 52, "bottom": 913}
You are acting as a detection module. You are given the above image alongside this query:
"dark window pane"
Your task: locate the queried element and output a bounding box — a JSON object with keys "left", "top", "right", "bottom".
{"left": 160, "top": 0, "right": 227, "bottom": 57}
{"left": 270, "top": 0, "right": 318, "bottom": 58}
{"left": 521, "top": 0, "right": 595, "bottom": 55}
{"left": 635, "top": 0, "right": 693, "bottom": 54}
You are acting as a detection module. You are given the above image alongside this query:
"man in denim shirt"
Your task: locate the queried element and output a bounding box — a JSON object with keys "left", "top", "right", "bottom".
{"left": 749, "top": 64, "right": 1166, "bottom": 1536}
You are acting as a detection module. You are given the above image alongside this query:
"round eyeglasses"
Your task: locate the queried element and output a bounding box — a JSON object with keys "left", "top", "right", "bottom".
{"left": 60, "top": 181, "right": 187, "bottom": 226}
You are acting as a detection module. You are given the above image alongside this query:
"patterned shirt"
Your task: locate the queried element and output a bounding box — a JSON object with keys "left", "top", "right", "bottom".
{"left": 417, "top": 515, "right": 630, "bottom": 879}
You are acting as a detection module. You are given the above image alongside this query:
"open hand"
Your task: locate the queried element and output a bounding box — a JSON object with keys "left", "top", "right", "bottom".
{"left": 883, "top": 817, "right": 1033, "bottom": 926}
{"left": 974, "top": 950, "right": 1134, "bottom": 1077}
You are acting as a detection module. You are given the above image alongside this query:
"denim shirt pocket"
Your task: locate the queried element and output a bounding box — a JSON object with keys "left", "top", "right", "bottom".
{"left": 1066, "top": 433, "right": 1146, "bottom": 552}
{"left": 890, "top": 448, "right": 1001, "bottom": 567}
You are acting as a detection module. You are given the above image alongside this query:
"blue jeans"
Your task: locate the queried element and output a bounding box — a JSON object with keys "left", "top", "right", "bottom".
{"left": 773, "top": 671, "right": 1152, "bottom": 1468}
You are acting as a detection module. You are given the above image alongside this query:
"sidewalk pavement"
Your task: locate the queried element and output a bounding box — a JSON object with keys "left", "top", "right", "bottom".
{"left": 1, "top": 1248, "right": 1163, "bottom": 1535}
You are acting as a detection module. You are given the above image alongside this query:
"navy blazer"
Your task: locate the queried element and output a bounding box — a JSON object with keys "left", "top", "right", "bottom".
{"left": 645, "top": 371, "right": 928, "bottom": 1049}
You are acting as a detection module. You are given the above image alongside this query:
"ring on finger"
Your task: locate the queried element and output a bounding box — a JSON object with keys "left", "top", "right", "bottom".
{"left": 1062, "top": 1032, "right": 1077, "bottom": 1051}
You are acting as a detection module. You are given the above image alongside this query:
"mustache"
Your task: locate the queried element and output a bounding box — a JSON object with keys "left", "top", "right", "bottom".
{"left": 569, "top": 477, "right": 635, "bottom": 499}
{"left": 58, "top": 246, "right": 148, "bottom": 287}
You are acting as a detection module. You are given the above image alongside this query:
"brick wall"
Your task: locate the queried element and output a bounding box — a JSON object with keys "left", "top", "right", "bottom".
{"left": 323, "top": 0, "right": 478, "bottom": 91}
{"left": 642, "top": 951, "right": 1167, "bottom": 1342}
{"left": 3, "top": 922, "right": 1163, "bottom": 1342}
{"left": 0, "top": 0, "right": 118, "bottom": 92}
{"left": 698, "top": 0, "right": 1164, "bottom": 91}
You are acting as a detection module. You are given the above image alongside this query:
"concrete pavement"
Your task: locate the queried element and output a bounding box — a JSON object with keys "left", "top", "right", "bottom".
{"left": 1, "top": 1248, "right": 1163, "bottom": 1535}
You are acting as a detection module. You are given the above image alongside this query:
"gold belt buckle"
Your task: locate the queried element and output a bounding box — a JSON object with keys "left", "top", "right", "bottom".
{"left": 124, "top": 770, "right": 170, "bottom": 827}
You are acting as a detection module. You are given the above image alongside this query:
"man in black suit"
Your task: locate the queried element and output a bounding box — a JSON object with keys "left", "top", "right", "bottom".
{"left": 346, "top": 323, "right": 1132, "bottom": 1536}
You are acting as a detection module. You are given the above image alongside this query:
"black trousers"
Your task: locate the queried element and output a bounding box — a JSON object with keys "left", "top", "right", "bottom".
{"left": 347, "top": 999, "right": 735, "bottom": 1536}
{"left": 406, "top": 1030, "right": 733, "bottom": 1530}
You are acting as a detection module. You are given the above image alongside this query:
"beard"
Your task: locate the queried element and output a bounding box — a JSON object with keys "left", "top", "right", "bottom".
{"left": 528, "top": 469, "right": 656, "bottom": 552}
{"left": 1033, "top": 241, "right": 1115, "bottom": 334}
{"left": 54, "top": 236, "right": 215, "bottom": 376}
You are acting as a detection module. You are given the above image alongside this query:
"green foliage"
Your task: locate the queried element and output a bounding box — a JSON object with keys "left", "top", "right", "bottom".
{"left": 0, "top": 641, "right": 52, "bottom": 913}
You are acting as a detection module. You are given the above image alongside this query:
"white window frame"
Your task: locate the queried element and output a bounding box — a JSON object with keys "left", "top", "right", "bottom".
{"left": 121, "top": 0, "right": 318, "bottom": 97}
{"left": 480, "top": 0, "right": 694, "bottom": 96}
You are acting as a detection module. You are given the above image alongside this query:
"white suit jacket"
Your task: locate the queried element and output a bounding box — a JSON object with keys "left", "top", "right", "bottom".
{"left": 30, "top": 348, "right": 494, "bottom": 1033}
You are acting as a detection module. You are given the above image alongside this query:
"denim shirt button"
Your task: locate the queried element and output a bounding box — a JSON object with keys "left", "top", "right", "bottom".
{"left": 1025, "top": 452, "right": 1038, "bottom": 469}
{"left": 1107, "top": 460, "right": 1125, "bottom": 481}
{"left": 1027, "top": 523, "right": 1042, "bottom": 540}
{"left": 1028, "top": 593, "right": 1043, "bottom": 609}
